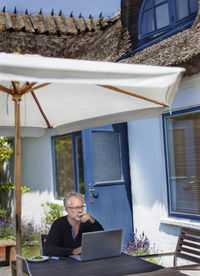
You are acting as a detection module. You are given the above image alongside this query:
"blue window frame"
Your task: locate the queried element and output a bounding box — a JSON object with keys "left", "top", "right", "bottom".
{"left": 163, "top": 107, "right": 200, "bottom": 220}
{"left": 138, "top": 0, "right": 198, "bottom": 45}
{"left": 52, "top": 132, "right": 85, "bottom": 199}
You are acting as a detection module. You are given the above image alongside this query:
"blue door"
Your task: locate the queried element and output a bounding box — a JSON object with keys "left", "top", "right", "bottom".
{"left": 82, "top": 123, "right": 133, "bottom": 245}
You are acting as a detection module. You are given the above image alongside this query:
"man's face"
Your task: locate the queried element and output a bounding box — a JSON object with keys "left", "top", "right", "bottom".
{"left": 66, "top": 196, "right": 84, "bottom": 222}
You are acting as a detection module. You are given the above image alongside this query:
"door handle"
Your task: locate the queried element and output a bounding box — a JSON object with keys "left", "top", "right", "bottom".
{"left": 89, "top": 184, "right": 98, "bottom": 202}
{"left": 89, "top": 184, "right": 95, "bottom": 203}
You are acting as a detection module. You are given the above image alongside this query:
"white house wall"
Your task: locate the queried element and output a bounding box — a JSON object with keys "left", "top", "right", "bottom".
{"left": 21, "top": 129, "right": 65, "bottom": 228}
{"left": 128, "top": 73, "right": 200, "bottom": 266}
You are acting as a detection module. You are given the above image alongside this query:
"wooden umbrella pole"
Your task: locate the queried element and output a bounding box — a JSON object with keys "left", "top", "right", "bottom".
{"left": 13, "top": 94, "right": 23, "bottom": 276}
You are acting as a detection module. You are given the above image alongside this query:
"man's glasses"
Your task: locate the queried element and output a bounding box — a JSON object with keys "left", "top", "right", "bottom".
{"left": 67, "top": 205, "right": 85, "bottom": 210}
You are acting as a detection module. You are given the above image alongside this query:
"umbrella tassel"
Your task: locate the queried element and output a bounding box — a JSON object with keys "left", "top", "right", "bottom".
{"left": 6, "top": 93, "right": 9, "bottom": 114}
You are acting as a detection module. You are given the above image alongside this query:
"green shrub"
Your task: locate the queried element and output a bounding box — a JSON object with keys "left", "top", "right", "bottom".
{"left": 0, "top": 208, "right": 10, "bottom": 221}
{"left": 0, "top": 137, "right": 13, "bottom": 166}
{"left": 41, "top": 201, "right": 63, "bottom": 228}
{"left": 0, "top": 137, "right": 30, "bottom": 201}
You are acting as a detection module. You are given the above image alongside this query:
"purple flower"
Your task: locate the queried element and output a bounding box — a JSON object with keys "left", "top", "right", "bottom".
{"left": 124, "top": 230, "right": 150, "bottom": 256}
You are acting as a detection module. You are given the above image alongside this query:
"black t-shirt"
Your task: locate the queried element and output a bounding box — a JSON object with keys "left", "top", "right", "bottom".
{"left": 44, "top": 215, "right": 104, "bottom": 256}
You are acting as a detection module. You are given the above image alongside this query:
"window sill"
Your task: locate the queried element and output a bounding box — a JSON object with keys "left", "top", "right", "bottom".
{"left": 160, "top": 217, "right": 200, "bottom": 229}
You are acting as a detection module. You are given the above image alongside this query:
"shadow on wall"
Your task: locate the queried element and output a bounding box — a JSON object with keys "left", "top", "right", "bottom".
{"left": 21, "top": 129, "right": 56, "bottom": 193}
{"left": 129, "top": 117, "right": 165, "bottom": 208}
{"left": 159, "top": 223, "right": 180, "bottom": 238}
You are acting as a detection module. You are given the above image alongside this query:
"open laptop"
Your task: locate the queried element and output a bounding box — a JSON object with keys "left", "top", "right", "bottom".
{"left": 69, "top": 229, "right": 122, "bottom": 262}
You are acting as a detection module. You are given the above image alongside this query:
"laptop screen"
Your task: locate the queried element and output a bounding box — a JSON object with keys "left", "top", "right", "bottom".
{"left": 79, "top": 229, "right": 122, "bottom": 261}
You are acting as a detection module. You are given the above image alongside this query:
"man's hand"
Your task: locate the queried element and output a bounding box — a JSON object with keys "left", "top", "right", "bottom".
{"left": 72, "top": 246, "right": 82, "bottom": 255}
{"left": 79, "top": 213, "right": 95, "bottom": 224}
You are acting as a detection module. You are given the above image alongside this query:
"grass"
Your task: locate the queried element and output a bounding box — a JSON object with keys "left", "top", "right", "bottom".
{"left": 126, "top": 253, "right": 159, "bottom": 265}
{"left": 22, "top": 244, "right": 40, "bottom": 258}
{"left": 141, "top": 257, "right": 160, "bottom": 265}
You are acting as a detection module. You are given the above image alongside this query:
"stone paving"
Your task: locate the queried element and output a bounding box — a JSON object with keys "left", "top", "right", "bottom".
{"left": 0, "top": 266, "right": 11, "bottom": 276}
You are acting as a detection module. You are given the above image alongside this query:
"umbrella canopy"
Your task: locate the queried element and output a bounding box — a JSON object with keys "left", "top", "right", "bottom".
{"left": 0, "top": 53, "right": 184, "bottom": 275}
{"left": 0, "top": 53, "right": 184, "bottom": 137}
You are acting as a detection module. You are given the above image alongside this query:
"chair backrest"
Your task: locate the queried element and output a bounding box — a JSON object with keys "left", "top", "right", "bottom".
{"left": 174, "top": 227, "right": 200, "bottom": 267}
{"left": 39, "top": 234, "right": 48, "bottom": 256}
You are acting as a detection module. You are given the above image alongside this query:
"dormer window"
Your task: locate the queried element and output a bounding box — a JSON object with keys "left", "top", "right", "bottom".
{"left": 138, "top": 0, "right": 198, "bottom": 45}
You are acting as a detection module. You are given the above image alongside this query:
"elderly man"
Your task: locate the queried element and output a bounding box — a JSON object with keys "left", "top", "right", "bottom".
{"left": 44, "top": 192, "right": 103, "bottom": 257}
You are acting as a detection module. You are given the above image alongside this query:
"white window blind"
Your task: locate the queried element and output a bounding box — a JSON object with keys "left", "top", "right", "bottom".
{"left": 165, "top": 112, "right": 200, "bottom": 218}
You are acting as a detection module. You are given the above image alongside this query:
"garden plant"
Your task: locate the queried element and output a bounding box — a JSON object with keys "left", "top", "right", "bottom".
{"left": 125, "top": 230, "right": 150, "bottom": 256}
{"left": 41, "top": 201, "right": 64, "bottom": 232}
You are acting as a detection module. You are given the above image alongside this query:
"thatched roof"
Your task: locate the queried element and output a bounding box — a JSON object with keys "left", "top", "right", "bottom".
{"left": 120, "top": 10, "right": 200, "bottom": 75}
{"left": 64, "top": 21, "right": 132, "bottom": 61}
{"left": 0, "top": 9, "right": 120, "bottom": 35}
{"left": 0, "top": 10, "right": 132, "bottom": 62}
{"left": 0, "top": 7, "right": 199, "bottom": 76}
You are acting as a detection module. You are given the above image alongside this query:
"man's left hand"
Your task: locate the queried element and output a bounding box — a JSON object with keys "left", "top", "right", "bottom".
{"left": 79, "top": 213, "right": 95, "bottom": 224}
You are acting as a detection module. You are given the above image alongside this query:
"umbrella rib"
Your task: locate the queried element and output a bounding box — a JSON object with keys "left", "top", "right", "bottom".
{"left": 31, "top": 90, "right": 53, "bottom": 129}
{"left": 25, "top": 83, "right": 51, "bottom": 94}
{"left": 99, "top": 85, "right": 168, "bottom": 107}
{"left": 12, "top": 81, "right": 20, "bottom": 93}
{"left": 20, "top": 82, "right": 37, "bottom": 93}
{"left": 0, "top": 83, "right": 13, "bottom": 94}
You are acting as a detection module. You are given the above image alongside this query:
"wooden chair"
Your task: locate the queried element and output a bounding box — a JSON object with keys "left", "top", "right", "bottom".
{"left": 140, "top": 227, "right": 200, "bottom": 271}
{"left": 39, "top": 234, "right": 48, "bottom": 256}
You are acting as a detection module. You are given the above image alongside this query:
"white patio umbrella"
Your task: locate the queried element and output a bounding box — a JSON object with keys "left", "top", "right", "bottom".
{"left": 0, "top": 53, "right": 184, "bottom": 275}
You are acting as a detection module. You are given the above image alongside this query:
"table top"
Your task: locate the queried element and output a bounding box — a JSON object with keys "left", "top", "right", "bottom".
{"left": 12, "top": 253, "right": 163, "bottom": 276}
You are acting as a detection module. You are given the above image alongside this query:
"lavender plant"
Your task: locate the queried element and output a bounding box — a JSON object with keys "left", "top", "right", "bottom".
{"left": 22, "top": 220, "right": 39, "bottom": 245}
{"left": 0, "top": 209, "right": 14, "bottom": 239}
{"left": 0, "top": 217, "right": 15, "bottom": 240}
{"left": 125, "top": 230, "right": 150, "bottom": 256}
{"left": 0, "top": 209, "right": 39, "bottom": 245}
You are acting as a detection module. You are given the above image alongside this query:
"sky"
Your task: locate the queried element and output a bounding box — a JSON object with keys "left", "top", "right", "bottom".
{"left": 1, "top": 0, "right": 121, "bottom": 18}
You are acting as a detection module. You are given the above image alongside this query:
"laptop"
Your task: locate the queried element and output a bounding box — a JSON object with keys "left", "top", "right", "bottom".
{"left": 69, "top": 229, "right": 122, "bottom": 262}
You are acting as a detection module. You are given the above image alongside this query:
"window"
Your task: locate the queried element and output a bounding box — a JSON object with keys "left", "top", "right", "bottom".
{"left": 163, "top": 108, "right": 200, "bottom": 220}
{"left": 92, "top": 131, "right": 122, "bottom": 183}
{"left": 138, "top": 0, "right": 198, "bottom": 44}
{"left": 52, "top": 132, "right": 84, "bottom": 198}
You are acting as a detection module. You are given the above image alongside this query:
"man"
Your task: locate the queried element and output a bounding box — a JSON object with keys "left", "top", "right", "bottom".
{"left": 43, "top": 192, "right": 103, "bottom": 256}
